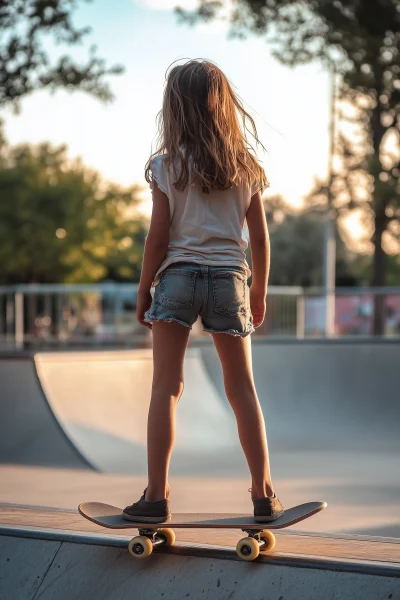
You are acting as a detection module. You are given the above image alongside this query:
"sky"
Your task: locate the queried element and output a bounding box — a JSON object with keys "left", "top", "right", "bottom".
{"left": 3, "top": 0, "right": 332, "bottom": 214}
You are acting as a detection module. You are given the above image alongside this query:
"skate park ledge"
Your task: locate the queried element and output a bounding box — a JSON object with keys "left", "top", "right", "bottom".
{"left": 1, "top": 508, "right": 399, "bottom": 600}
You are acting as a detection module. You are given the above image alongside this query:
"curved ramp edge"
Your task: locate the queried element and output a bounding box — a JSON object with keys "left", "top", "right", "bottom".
{"left": 0, "top": 357, "right": 96, "bottom": 470}
{"left": 34, "top": 349, "right": 241, "bottom": 475}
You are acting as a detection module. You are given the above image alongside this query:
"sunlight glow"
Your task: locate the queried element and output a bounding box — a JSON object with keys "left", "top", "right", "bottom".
{"left": 345, "top": 213, "right": 364, "bottom": 239}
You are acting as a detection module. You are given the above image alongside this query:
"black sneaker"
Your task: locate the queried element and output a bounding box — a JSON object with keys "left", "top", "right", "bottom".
{"left": 253, "top": 493, "right": 284, "bottom": 523}
{"left": 123, "top": 490, "right": 171, "bottom": 523}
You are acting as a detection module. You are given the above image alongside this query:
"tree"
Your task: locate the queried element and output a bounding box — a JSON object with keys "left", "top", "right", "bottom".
{"left": 0, "top": 141, "right": 147, "bottom": 284}
{"left": 0, "top": 0, "right": 123, "bottom": 109}
{"left": 178, "top": 0, "right": 400, "bottom": 333}
{"left": 255, "top": 194, "right": 356, "bottom": 287}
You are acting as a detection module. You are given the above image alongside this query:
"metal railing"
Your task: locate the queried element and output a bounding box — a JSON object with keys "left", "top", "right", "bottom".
{"left": 0, "top": 283, "right": 144, "bottom": 350}
{"left": 1, "top": 284, "right": 399, "bottom": 349}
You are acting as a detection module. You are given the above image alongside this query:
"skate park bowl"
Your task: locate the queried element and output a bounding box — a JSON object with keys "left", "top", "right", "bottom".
{"left": 1, "top": 339, "right": 399, "bottom": 597}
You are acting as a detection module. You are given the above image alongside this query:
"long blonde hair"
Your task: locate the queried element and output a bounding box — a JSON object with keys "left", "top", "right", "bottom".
{"left": 145, "top": 59, "right": 269, "bottom": 194}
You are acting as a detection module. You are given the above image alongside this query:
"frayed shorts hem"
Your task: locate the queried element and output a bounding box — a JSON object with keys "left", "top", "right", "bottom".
{"left": 144, "top": 315, "right": 192, "bottom": 329}
{"left": 202, "top": 326, "right": 254, "bottom": 338}
{"left": 144, "top": 314, "right": 254, "bottom": 337}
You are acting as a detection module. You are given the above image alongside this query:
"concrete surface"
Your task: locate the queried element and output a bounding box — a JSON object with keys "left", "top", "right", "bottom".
{"left": 1, "top": 342, "right": 400, "bottom": 599}
{"left": 1, "top": 462, "right": 400, "bottom": 537}
{"left": 0, "top": 341, "right": 399, "bottom": 538}
{"left": 1, "top": 531, "right": 399, "bottom": 600}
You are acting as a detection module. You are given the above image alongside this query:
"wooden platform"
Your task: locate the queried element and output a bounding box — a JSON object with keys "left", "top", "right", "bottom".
{"left": 1, "top": 504, "right": 399, "bottom": 569}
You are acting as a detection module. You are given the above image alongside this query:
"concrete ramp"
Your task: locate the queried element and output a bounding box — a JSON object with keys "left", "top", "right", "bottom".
{"left": 34, "top": 349, "right": 240, "bottom": 475}
{"left": 1, "top": 340, "right": 399, "bottom": 518}
{"left": 200, "top": 341, "right": 400, "bottom": 452}
{"left": 0, "top": 358, "right": 93, "bottom": 470}
{"left": 1, "top": 529, "right": 399, "bottom": 600}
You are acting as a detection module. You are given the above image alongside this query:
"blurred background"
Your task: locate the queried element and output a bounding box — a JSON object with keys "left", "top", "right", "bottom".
{"left": 0, "top": 1, "right": 399, "bottom": 539}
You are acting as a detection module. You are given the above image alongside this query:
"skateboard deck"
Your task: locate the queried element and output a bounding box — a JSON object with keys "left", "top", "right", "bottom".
{"left": 79, "top": 501, "right": 326, "bottom": 530}
{"left": 79, "top": 501, "right": 327, "bottom": 561}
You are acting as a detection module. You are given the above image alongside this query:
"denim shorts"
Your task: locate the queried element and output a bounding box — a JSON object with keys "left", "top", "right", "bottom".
{"left": 144, "top": 263, "right": 254, "bottom": 337}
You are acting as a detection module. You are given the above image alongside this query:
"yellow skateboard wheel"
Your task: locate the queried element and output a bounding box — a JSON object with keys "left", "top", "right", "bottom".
{"left": 158, "top": 528, "right": 176, "bottom": 547}
{"left": 128, "top": 535, "right": 153, "bottom": 558}
{"left": 236, "top": 537, "right": 260, "bottom": 561}
{"left": 260, "top": 530, "right": 276, "bottom": 551}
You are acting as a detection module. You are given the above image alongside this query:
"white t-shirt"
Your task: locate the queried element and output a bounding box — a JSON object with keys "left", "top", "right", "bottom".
{"left": 149, "top": 154, "right": 265, "bottom": 286}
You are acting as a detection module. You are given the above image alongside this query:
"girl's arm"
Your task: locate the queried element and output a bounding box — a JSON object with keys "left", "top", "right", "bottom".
{"left": 137, "top": 182, "right": 170, "bottom": 328}
{"left": 246, "top": 191, "right": 270, "bottom": 328}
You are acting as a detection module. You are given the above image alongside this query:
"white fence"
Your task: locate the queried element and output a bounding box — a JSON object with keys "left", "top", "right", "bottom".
{"left": 1, "top": 284, "right": 400, "bottom": 349}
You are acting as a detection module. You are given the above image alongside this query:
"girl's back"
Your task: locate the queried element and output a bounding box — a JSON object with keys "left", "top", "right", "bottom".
{"left": 149, "top": 153, "right": 263, "bottom": 284}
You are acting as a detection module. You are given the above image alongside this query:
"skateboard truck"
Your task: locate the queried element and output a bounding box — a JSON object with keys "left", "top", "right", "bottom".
{"left": 128, "top": 526, "right": 276, "bottom": 561}
{"left": 128, "top": 527, "right": 276, "bottom": 561}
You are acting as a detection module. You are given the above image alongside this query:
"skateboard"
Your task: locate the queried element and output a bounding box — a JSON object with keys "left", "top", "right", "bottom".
{"left": 78, "top": 501, "right": 327, "bottom": 562}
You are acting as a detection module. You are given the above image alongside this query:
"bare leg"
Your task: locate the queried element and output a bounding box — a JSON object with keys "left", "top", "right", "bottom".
{"left": 212, "top": 333, "right": 274, "bottom": 499}
{"left": 145, "top": 320, "right": 190, "bottom": 501}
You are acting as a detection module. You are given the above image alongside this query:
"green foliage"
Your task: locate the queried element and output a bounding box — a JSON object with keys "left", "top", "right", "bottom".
{"left": 0, "top": 0, "right": 123, "bottom": 108}
{"left": 351, "top": 252, "right": 400, "bottom": 286}
{"left": 0, "top": 142, "right": 147, "bottom": 284}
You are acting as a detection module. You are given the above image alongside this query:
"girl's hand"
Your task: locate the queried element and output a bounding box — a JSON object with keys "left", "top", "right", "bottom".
{"left": 250, "top": 287, "right": 266, "bottom": 328}
{"left": 136, "top": 290, "right": 153, "bottom": 330}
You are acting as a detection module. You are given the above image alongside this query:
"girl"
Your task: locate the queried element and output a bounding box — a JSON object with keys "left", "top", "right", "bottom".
{"left": 123, "top": 59, "right": 284, "bottom": 524}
